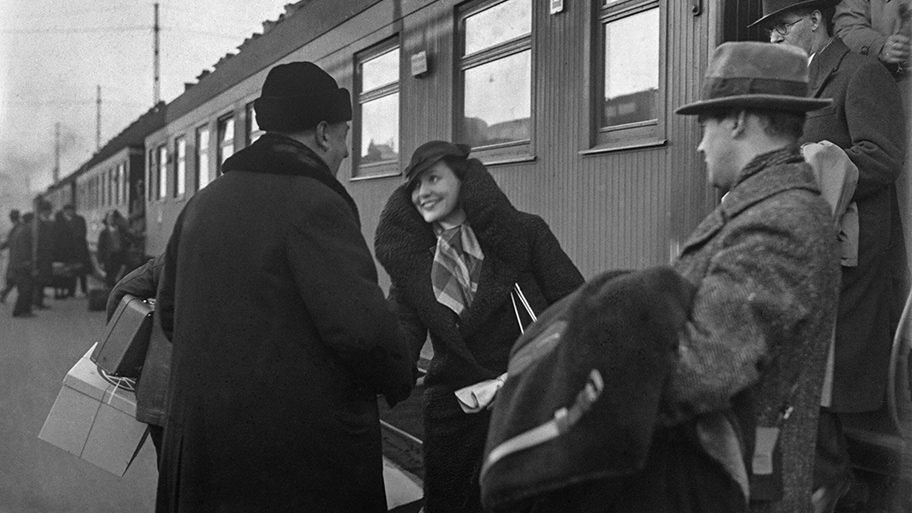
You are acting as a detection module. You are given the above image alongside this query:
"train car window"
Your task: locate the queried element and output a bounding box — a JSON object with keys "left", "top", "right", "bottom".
{"left": 246, "top": 102, "right": 264, "bottom": 146}
{"left": 175, "top": 136, "right": 186, "bottom": 198}
{"left": 353, "top": 40, "right": 400, "bottom": 180}
{"left": 101, "top": 170, "right": 108, "bottom": 207}
{"left": 118, "top": 163, "right": 126, "bottom": 205}
{"left": 148, "top": 148, "right": 155, "bottom": 202}
{"left": 457, "top": 0, "right": 533, "bottom": 160}
{"left": 157, "top": 144, "right": 168, "bottom": 201}
{"left": 588, "top": 0, "right": 665, "bottom": 150}
{"left": 109, "top": 167, "right": 117, "bottom": 206}
{"left": 196, "top": 124, "right": 211, "bottom": 191}
{"left": 217, "top": 115, "right": 235, "bottom": 176}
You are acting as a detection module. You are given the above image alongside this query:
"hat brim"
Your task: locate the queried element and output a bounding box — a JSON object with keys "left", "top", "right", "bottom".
{"left": 748, "top": 0, "right": 830, "bottom": 28}
{"left": 675, "top": 94, "right": 832, "bottom": 115}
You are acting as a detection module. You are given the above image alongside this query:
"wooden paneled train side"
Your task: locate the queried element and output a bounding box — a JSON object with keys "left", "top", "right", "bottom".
{"left": 143, "top": 0, "right": 754, "bottom": 279}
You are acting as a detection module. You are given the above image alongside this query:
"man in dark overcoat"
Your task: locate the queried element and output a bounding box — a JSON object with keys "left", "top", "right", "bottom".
{"left": 155, "top": 62, "right": 415, "bottom": 512}
{"left": 670, "top": 42, "right": 841, "bottom": 513}
{"left": 0, "top": 208, "right": 21, "bottom": 303}
{"left": 32, "top": 200, "right": 54, "bottom": 309}
{"left": 752, "top": 1, "right": 908, "bottom": 506}
{"left": 7, "top": 211, "right": 35, "bottom": 318}
{"left": 62, "top": 204, "right": 91, "bottom": 297}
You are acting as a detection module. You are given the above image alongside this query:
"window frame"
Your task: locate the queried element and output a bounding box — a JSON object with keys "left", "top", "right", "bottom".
{"left": 352, "top": 37, "right": 402, "bottom": 181}
{"left": 157, "top": 144, "right": 168, "bottom": 202}
{"left": 147, "top": 148, "right": 156, "bottom": 202}
{"left": 217, "top": 114, "right": 235, "bottom": 177}
{"left": 454, "top": 0, "right": 536, "bottom": 165}
{"left": 582, "top": 0, "right": 667, "bottom": 154}
{"left": 246, "top": 102, "right": 264, "bottom": 147}
{"left": 174, "top": 135, "right": 187, "bottom": 199}
{"left": 196, "top": 124, "right": 211, "bottom": 191}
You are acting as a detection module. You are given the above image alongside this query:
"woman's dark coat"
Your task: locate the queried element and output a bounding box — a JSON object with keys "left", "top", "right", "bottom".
{"left": 801, "top": 38, "right": 908, "bottom": 412}
{"left": 52, "top": 215, "right": 78, "bottom": 264}
{"left": 155, "top": 134, "right": 414, "bottom": 513}
{"left": 375, "top": 159, "right": 584, "bottom": 513}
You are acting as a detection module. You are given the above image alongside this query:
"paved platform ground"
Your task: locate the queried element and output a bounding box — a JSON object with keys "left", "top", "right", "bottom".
{"left": 0, "top": 274, "right": 158, "bottom": 513}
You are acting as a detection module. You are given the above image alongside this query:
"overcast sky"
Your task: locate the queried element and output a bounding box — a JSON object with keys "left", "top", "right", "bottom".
{"left": 0, "top": 0, "right": 293, "bottom": 211}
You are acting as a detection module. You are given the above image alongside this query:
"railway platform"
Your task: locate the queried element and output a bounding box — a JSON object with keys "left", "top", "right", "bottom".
{"left": 0, "top": 259, "right": 425, "bottom": 512}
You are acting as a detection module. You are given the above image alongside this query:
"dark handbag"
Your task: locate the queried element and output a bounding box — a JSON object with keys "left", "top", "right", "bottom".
{"left": 91, "top": 294, "right": 153, "bottom": 377}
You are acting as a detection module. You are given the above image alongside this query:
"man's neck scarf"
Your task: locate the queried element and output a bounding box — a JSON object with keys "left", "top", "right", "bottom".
{"left": 432, "top": 223, "right": 484, "bottom": 317}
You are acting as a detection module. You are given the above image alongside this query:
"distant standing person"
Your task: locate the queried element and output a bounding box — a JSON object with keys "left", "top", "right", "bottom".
{"left": 8, "top": 212, "right": 35, "bottom": 318}
{"left": 0, "top": 209, "right": 21, "bottom": 303}
{"left": 62, "top": 204, "right": 91, "bottom": 297}
{"left": 156, "top": 61, "right": 415, "bottom": 512}
{"left": 33, "top": 200, "right": 54, "bottom": 309}
{"left": 52, "top": 210, "right": 77, "bottom": 298}
{"left": 97, "top": 209, "right": 132, "bottom": 289}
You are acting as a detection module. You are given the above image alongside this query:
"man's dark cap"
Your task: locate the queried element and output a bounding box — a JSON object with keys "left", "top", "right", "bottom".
{"left": 404, "top": 140, "right": 472, "bottom": 187}
{"left": 254, "top": 62, "right": 352, "bottom": 132}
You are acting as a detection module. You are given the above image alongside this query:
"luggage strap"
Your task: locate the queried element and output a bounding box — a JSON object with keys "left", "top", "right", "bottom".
{"left": 481, "top": 369, "right": 604, "bottom": 479}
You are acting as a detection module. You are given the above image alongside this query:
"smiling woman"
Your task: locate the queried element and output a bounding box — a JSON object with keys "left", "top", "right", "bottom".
{"left": 374, "top": 140, "right": 585, "bottom": 513}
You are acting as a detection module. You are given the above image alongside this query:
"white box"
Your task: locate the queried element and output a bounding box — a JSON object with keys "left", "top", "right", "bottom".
{"left": 38, "top": 344, "right": 149, "bottom": 476}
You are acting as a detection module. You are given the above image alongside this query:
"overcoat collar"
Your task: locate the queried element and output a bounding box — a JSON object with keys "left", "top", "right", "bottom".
{"left": 375, "top": 159, "right": 529, "bottom": 338}
{"left": 808, "top": 38, "right": 851, "bottom": 98}
{"left": 221, "top": 132, "right": 360, "bottom": 223}
{"left": 681, "top": 147, "right": 819, "bottom": 252}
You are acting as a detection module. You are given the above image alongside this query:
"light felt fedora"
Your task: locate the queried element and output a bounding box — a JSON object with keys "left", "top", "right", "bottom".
{"left": 748, "top": 0, "right": 833, "bottom": 29}
{"left": 675, "top": 42, "right": 832, "bottom": 115}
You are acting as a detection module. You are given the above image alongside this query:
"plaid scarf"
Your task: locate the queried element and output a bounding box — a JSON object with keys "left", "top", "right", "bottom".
{"left": 432, "top": 223, "right": 484, "bottom": 317}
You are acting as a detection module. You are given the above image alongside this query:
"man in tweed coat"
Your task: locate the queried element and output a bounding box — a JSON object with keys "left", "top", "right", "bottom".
{"left": 670, "top": 42, "right": 841, "bottom": 513}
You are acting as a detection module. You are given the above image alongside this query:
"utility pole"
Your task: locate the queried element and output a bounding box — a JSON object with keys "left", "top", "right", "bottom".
{"left": 53, "top": 122, "right": 60, "bottom": 184}
{"left": 153, "top": 2, "right": 160, "bottom": 105}
{"left": 96, "top": 85, "right": 102, "bottom": 151}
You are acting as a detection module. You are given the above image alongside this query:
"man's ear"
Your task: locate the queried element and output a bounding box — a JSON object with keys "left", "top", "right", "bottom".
{"left": 314, "top": 121, "right": 331, "bottom": 151}
{"left": 731, "top": 111, "right": 748, "bottom": 139}
{"left": 809, "top": 10, "right": 822, "bottom": 31}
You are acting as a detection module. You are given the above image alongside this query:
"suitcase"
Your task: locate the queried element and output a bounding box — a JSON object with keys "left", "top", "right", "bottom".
{"left": 91, "top": 294, "right": 153, "bottom": 378}
{"left": 88, "top": 288, "right": 109, "bottom": 312}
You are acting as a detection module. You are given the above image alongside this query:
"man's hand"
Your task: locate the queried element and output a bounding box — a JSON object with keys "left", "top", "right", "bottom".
{"left": 879, "top": 34, "right": 911, "bottom": 64}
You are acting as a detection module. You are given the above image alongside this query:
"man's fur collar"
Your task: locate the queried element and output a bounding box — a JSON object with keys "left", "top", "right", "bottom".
{"left": 222, "top": 133, "right": 359, "bottom": 221}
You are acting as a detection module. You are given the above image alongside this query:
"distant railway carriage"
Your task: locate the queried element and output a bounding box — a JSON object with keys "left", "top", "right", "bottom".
{"left": 40, "top": 103, "right": 165, "bottom": 253}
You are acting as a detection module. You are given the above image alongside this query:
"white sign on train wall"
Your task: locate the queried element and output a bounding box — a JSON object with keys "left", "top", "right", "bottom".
{"left": 550, "top": 0, "right": 564, "bottom": 14}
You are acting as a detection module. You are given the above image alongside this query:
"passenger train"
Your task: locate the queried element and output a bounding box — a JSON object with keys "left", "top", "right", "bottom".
{"left": 38, "top": 0, "right": 912, "bottom": 496}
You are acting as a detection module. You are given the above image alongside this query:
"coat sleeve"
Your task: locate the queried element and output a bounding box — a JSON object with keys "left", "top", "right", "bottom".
{"left": 528, "top": 216, "right": 585, "bottom": 304}
{"left": 665, "top": 205, "right": 821, "bottom": 422}
{"left": 106, "top": 253, "right": 165, "bottom": 322}
{"left": 97, "top": 231, "right": 109, "bottom": 268}
{"left": 834, "top": 0, "right": 886, "bottom": 57}
{"left": 387, "top": 282, "right": 429, "bottom": 366}
{"left": 845, "top": 59, "right": 906, "bottom": 200}
{"left": 156, "top": 206, "right": 187, "bottom": 343}
{"left": 287, "top": 192, "right": 415, "bottom": 406}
